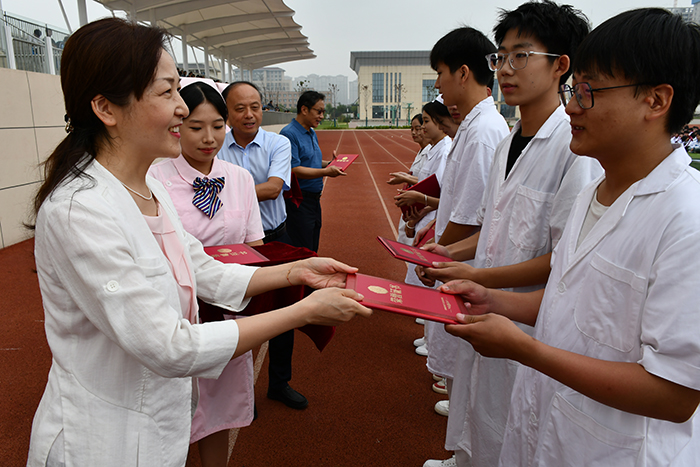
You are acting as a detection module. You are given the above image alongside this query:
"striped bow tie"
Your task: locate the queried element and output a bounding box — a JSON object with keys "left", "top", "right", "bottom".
{"left": 192, "top": 176, "right": 225, "bottom": 219}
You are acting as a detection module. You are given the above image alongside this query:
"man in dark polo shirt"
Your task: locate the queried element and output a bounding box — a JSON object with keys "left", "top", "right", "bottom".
{"left": 280, "top": 91, "right": 346, "bottom": 252}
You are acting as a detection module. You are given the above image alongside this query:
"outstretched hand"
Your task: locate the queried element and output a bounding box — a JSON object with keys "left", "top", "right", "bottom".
{"left": 424, "top": 262, "right": 479, "bottom": 283}
{"left": 300, "top": 287, "right": 373, "bottom": 326}
{"left": 291, "top": 257, "right": 357, "bottom": 289}
{"left": 445, "top": 313, "right": 532, "bottom": 361}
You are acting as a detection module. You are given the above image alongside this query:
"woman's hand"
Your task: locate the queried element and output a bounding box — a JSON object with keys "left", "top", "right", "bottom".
{"left": 394, "top": 189, "right": 423, "bottom": 207}
{"left": 298, "top": 287, "right": 373, "bottom": 326}
{"left": 387, "top": 172, "right": 414, "bottom": 185}
{"left": 421, "top": 243, "right": 451, "bottom": 257}
{"left": 290, "top": 257, "right": 358, "bottom": 289}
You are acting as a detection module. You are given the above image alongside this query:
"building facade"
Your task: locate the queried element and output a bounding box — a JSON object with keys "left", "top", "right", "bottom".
{"left": 351, "top": 51, "right": 437, "bottom": 125}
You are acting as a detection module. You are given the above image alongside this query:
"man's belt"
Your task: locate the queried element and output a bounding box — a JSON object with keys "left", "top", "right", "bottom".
{"left": 263, "top": 221, "right": 287, "bottom": 242}
{"left": 300, "top": 190, "right": 322, "bottom": 200}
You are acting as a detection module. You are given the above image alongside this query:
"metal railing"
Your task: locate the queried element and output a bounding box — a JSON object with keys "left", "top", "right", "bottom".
{"left": 1, "top": 13, "right": 69, "bottom": 75}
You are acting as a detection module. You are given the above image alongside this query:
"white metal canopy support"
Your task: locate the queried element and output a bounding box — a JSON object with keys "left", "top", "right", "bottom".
{"left": 181, "top": 24, "right": 188, "bottom": 72}
{"left": 77, "top": 0, "right": 88, "bottom": 26}
{"left": 203, "top": 41, "right": 209, "bottom": 78}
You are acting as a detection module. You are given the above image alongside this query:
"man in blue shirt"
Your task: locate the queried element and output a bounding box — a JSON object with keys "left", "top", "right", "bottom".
{"left": 218, "top": 81, "right": 307, "bottom": 410}
{"left": 280, "top": 91, "right": 345, "bottom": 252}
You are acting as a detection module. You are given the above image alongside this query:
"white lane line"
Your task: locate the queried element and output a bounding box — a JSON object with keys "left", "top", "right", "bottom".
{"left": 373, "top": 131, "right": 417, "bottom": 152}
{"left": 353, "top": 130, "right": 399, "bottom": 239}
{"left": 365, "top": 133, "right": 412, "bottom": 169}
{"left": 228, "top": 340, "right": 269, "bottom": 459}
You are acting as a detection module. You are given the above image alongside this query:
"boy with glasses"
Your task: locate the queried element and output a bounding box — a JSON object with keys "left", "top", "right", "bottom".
{"left": 444, "top": 8, "right": 700, "bottom": 465}
{"left": 420, "top": 2, "right": 601, "bottom": 466}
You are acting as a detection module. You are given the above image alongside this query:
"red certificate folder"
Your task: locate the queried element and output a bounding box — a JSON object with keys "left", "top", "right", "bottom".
{"left": 203, "top": 244, "right": 269, "bottom": 265}
{"left": 345, "top": 273, "right": 467, "bottom": 324}
{"left": 399, "top": 173, "right": 440, "bottom": 215}
{"left": 415, "top": 224, "right": 435, "bottom": 248}
{"left": 327, "top": 154, "right": 359, "bottom": 171}
{"left": 377, "top": 236, "right": 451, "bottom": 268}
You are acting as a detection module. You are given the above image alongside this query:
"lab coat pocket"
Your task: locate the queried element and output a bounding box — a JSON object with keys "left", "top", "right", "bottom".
{"left": 534, "top": 393, "right": 644, "bottom": 466}
{"left": 574, "top": 253, "right": 646, "bottom": 352}
{"left": 508, "top": 185, "right": 554, "bottom": 252}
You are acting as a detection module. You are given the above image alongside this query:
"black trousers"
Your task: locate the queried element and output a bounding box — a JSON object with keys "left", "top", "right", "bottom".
{"left": 264, "top": 222, "right": 295, "bottom": 391}
{"left": 284, "top": 192, "right": 322, "bottom": 253}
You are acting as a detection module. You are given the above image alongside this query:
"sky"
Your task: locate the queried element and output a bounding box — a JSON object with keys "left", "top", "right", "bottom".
{"left": 2, "top": 0, "right": 685, "bottom": 79}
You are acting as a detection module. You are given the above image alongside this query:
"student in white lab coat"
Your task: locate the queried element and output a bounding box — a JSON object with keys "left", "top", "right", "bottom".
{"left": 442, "top": 8, "right": 700, "bottom": 466}
{"left": 26, "top": 18, "right": 370, "bottom": 467}
{"left": 420, "top": 2, "right": 600, "bottom": 465}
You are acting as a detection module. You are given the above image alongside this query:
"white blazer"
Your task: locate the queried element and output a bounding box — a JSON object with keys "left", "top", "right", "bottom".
{"left": 27, "top": 159, "right": 257, "bottom": 467}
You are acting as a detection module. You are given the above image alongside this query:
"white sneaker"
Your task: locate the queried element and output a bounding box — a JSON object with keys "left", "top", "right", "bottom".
{"left": 413, "top": 337, "right": 426, "bottom": 347}
{"left": 434, "top": 399, "right": 449, "bottom": 416}
{"left": 432, "top": 378, "right": 448, "bottom": 395}
{"left": 432, "top": 373, "right": 443, "bottom": 382}
{"left": 423, "top": 455, "right": 456, "bottom": 467}
{"left": 416, "top": 318, "right": 426, "bottom": 325}
{"left": 415, "top": 344, "right": 428, "bottom": 356}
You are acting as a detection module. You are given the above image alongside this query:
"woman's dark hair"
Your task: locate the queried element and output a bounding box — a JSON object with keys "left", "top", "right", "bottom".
{"left": 573, "top": 8, "right": 700, "bottom": 134}
{"left": 180, "top": 82, "right": 228, "bottom": 122}
{"left": 422, "top": 101, "right": 452, "bottom": 122}
{"left": 33, "top": 17, "right": 167, "bottom": 216}
{"left": 411, "top": 113, "right": 424, "bottom": 125}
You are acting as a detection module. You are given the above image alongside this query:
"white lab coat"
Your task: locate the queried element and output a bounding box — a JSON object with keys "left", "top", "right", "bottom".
{"left": 448, "top": 106, "right": 602, "bottom": 459}
{"left": 27, "top": 159, "right": 257, "bottom": 467}
{"left": 500, "top": 146, "right": 700, "bottom": 466}
{"left": 404, "top": 136, "right": 450, "bottom": 287}
{"left": 425, "top": 98, "right": 509, "bottom": 381}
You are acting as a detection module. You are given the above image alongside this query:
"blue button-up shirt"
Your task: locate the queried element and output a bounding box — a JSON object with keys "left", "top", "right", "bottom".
{"left": 217, "top": 128, "right": 291, "bottom": 231}
{"left": 280, "top": 118, "right": 324, "bottom": 193}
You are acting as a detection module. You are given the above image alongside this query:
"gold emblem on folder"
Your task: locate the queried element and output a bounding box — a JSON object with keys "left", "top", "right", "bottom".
{"left": 368, "top": 285, "right": 388, "bottom": 294}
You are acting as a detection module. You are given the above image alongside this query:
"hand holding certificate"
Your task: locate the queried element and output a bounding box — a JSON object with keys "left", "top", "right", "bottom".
{"left": 327, "top": 154, "right": 358, "bottom": 171}
{"left": 377, "top": 236, "right": 450, "bottom": 267}
{"left": 345, "top": 273, "right": 467, "bottom": 324}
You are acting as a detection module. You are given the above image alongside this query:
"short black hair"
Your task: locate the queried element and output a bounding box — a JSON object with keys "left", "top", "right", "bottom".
{"left": 411, "top": 113, "right": 424, "bottom": 125}
{"left": 297, "top": 90, "right": 325, "bottom": 114}
{"left": 430, "top": 27, "right": 496, "bottom": 86}
{"left": 573, "top": 8, "right": 700, "bottom": 134}
{"left": 180, "top": 81, "right": 228, "bottom": 122}
{"left": 493, "top": 0, "right": 590, "bottom": 85}
{"left": 222, "top": 81, "right": 263, "bottom": 103}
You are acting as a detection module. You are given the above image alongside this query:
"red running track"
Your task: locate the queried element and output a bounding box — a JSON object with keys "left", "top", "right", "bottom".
{"left": 0, "top": 129, "right": 454, "bottom": 467}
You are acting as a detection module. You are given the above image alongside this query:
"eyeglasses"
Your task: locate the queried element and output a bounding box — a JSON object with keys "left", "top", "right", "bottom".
{"left": 558, "top": 82, "right": 648, "bottom": 110}
{"left": 311, "top": 106, "right": 325, "bottom": 116}
{"left": 486, "top": 50, "right": 561, "bottom": 72}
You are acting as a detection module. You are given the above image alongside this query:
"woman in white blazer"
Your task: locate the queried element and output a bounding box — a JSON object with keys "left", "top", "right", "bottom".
{"left": 26, "top": 18, "right": 371, "bottom": 467}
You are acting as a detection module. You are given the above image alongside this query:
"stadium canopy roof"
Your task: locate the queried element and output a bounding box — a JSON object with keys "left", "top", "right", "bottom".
{"left": 94, "top": 0, "right": 315, "bottom": 71}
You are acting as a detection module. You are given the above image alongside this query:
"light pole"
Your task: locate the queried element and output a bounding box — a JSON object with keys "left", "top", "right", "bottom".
{"left": 328, "top": 83, "right": 339, "bottom": 128}
{"left": 361, "top": 84, "right": 371, "bottom": 128}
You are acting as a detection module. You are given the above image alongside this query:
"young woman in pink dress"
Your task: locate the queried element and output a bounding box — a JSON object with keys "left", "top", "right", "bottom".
{"left": 148, "top": 81, "right": 261, "bottom": 467}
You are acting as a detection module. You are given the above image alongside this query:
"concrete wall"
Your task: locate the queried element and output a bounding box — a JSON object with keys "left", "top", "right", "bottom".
{"left": 261, "top": 110, "right": 294, "bottom": 126}
{"left": 0, "top": 67, "right": 65, "bottom": 249}
{"left": 0, "top": 67, "right": 293, "bottom": 250}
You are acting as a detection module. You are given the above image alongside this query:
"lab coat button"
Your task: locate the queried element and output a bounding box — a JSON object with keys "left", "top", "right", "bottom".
{"left": 106, "top": 280, "right": 120, "bottom": 292}
{"left": 485, "top": 259, "right": 493, "bottom": 267}
{"left": 165, "top": 181, "right": 172, "bottom": 187}
{"left": 529, "top": 412, "right": 538, "bottom": 424}
{"left": 557, "top": 282, "right": 566, "bottom": 293}
{"left": 493, "top": 210, "right": 501, "bottom": 220}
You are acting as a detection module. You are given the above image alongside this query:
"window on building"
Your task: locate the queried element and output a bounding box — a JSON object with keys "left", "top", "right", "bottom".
{"left": 422, "top": 79, "right": 437, "bottom": 102}
{"left": 372, "top": 105, "right": 385, "bottom": 119}
{"left": 372, "top": 73, "right": 384, "bottom": 103}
